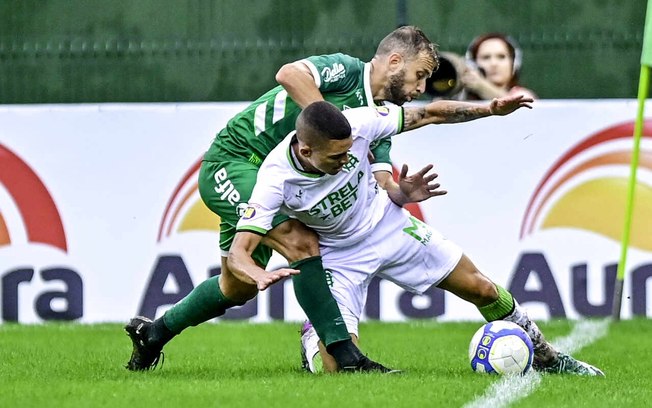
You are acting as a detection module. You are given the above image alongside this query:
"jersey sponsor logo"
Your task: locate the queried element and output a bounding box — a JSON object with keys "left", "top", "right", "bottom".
{"left": 213, "top": 167, "right": 241, "bottom": 206}
{"left": 242, "top": 206, "right": 257, "bottom": 220}
{"left": 375, "top": 106, "right": 390, "bottom": 116}
{"left": 308, "top": 170, "right": 365, "bottom": 220}
{"left": 321, "top": 63, "right": 346, "bottom": 83}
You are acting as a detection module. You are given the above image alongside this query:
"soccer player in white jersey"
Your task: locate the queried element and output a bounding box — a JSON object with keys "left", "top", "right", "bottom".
{"left": 229, "top": 99, "right": 604, "bottom": 376}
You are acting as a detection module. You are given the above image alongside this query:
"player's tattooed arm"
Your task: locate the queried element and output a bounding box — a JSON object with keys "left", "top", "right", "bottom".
{"left": 401, "top": 94, "right": 533, "bottom": 132}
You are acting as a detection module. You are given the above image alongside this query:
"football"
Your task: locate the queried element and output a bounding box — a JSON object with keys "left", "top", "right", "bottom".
{"left": 468, "top": 321, "right": 534, "bottom": 375}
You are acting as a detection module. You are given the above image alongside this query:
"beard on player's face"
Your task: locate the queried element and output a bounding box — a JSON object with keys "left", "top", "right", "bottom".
{"left": 384, "top": 69, "right": 409, "bottom": 106}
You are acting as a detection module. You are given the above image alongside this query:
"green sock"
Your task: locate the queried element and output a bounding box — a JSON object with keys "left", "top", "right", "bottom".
{"left": 291, "top": 256, "right": 350, "bottom": 347}
{"left": 162, "top": 275, "right": 240, "bottom": 334}
{"left": 478, "top": 284, "right": 515, "bottom": 321}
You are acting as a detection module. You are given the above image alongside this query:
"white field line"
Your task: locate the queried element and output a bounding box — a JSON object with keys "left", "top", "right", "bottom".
{"left": 463, "top": 319, "right": 610, "bottom": 408}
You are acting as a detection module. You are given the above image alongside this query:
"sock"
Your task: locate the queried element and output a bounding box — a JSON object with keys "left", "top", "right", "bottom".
{"left": 501, "top": 299, "right": 558, "bottom": 366}
{"left": 290, "top": 256, "right": 350, "bottom": 347}
{"left": 478, "top": 285, "right": 557, "bottom": 366}
{"left": 147, "top": 317, "right": 175, "bottom": 348}
{"left": 160, "top": 275, "right": 241, "bottom": 336}
{"left": 326, "top": 339, "right": 365, "bottom": 368}
{"left": 477, "top": 284, "right": 515, "bottom": 321}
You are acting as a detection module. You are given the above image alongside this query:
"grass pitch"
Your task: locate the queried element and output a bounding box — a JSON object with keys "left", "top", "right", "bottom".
{"left": 0, "top": 319, "right": 650, "bottom": 407}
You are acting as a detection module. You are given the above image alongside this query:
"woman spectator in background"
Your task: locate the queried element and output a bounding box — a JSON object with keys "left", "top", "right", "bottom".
{"left": 460, "top": 33, "right": 537, "bottom": 100}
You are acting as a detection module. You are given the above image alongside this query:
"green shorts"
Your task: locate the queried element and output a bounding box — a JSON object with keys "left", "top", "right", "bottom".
{"left": 198, "top": 159, "right": 289, "bottom": 267}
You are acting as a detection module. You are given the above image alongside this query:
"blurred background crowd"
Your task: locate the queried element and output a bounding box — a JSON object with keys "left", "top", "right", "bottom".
{"left": 0, "top": 0, "right": 645, "bottom": 104}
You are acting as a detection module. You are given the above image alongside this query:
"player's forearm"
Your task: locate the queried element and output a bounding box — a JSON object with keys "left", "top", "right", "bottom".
{"left": 227, "top": 233, "right": 268, "bottom": 285}
{"left": 375, "top": 171, "right": 407, "bottom": 206}
{"left": 275, "top": 63, "right": 324, "bottom": 109}
{"left": 227, "top": 248, "right": 267, "bottom": 286}
{"left": 385, "top": 183, "right": 410, "bottom": 207}
{"left": 373, "top": 170, "right": 394, "bottom": 190}
{"left": 403, "top": 100, "right": 492, "bottom": 131}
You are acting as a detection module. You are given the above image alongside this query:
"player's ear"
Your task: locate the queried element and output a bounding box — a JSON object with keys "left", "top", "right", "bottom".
{"left": 387, "top": 52, "right": 404, "bottom": 73}
{"left": 299, "top": 146, "right": 312, "bottom": 158}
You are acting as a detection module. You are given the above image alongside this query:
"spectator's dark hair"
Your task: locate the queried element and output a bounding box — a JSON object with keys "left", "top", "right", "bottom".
{"left": 375, "top": 25, "right": 439, "bottom": 67}
{"left": 296, "top": 101, "right": 351, "bottom": 143}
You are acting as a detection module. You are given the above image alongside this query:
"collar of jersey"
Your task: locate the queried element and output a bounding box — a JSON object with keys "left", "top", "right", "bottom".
{"left": 286, "top": 134, "right": 323, "bottom": 178}
{"left": 363, "top": 63, "right": 374, "bottom": 106}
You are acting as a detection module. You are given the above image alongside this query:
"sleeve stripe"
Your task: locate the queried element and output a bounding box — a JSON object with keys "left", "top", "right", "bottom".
{"left": 371, "top": 162, "right": 393, "bottom": 173}
{"left": 300, "top": 59, "right": 321, "bottom": 89}
{"left": 398, "top": 107, "right": 404, "bottom": 133}
{"left": 236, "top": 225, "right": 269, "bottom": 236}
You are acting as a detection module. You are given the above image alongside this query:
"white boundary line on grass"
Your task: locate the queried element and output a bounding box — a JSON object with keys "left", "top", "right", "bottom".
{"left": 463, "top": 319, "right": 610, "bottom": 408}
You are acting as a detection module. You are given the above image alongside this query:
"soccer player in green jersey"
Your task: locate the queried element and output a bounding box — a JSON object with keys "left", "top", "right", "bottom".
{"left": 125, "top": 26, "right": 445, "bottom": 373}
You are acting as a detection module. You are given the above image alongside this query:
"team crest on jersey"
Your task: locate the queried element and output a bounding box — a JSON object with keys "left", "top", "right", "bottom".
{"left": 341, "top": 153, "right": 360, "bottom": 173}
{"left": 242, "top": 206, "right": 257, "bottom": 220}
{"left": 375, "top": 106, "right": 390, "bottom": 116}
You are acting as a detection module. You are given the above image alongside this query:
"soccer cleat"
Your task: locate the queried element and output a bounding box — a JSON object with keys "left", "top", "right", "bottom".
{"left": 340, "top": 355, "right": 401, "bottom": 374}
{"left": 300, "top": 321, "right": 323, "bottom": 373}
{"left": 300, "top": 320, "right": 400, "bottom": 374}
{"left": 537, "top": 352, "right": 604, "bottom": 376}
{"left": 124, "top": 316, "right": 163, "bottom": 371}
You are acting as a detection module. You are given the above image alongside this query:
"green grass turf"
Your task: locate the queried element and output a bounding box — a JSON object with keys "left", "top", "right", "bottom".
{"left": 0, "top": 319, "right": 650, "bottom": 407}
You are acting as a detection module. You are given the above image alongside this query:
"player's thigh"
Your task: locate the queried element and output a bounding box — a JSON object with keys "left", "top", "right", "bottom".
{"left": 198, "top": 159, "right": 256, "bottom": 228}
{"left": 198, "top": 160, "right": 273, "bottom": 266}
{"left": 374, "top": 207, "right": 463, "bottom": 293}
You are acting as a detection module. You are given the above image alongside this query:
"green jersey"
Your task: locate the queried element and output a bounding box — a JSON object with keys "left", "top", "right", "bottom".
{"left": 203, "top": 53, "right": 391, "bottom": 170}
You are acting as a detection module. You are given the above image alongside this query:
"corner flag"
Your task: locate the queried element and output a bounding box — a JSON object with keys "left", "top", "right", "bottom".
{"left": 612, "top": 0, "right": 652, "bottom": 320}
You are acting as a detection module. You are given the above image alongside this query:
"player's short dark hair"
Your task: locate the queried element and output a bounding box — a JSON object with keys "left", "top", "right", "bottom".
{"left": 375, "top": 25, "right": 438, "bottom": 66}
{"left": 297, "top": 101, "right": 351, "bottom": 142}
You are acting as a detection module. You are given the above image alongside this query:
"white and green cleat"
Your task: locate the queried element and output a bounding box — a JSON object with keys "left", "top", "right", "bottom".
{"left": 540, "top": 352, "right": 604, "bottom": 376}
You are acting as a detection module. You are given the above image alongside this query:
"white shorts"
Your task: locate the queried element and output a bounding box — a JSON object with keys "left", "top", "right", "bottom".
{"left": 320, "top": 201, "right": 463, "bottom": 337}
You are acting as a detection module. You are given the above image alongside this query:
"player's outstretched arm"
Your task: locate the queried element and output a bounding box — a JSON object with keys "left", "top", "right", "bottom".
{"left": 228, "top": 231, "right": 300, "bottom": 291}
{"left": 402, "top": 93, "right": 533, "bottom": 132}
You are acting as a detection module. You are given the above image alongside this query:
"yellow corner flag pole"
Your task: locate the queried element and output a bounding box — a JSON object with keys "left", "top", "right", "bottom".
{"left": 612, "top": 0, "right": 652, "bottom": 320}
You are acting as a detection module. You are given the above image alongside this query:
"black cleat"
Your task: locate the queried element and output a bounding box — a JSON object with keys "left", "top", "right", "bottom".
{"left": 124, "top": 316, "right": 163, "bottom": 371}
{"left": 340, "top": 355, "right": 401, "bottom": 374}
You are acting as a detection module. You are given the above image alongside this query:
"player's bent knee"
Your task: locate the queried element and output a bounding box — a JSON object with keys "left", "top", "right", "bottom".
{"left": 220, "top": 260, "right": 259, "bottom": 301}
{"left": 476, "top": 278, "right": 499, "bottom": 303}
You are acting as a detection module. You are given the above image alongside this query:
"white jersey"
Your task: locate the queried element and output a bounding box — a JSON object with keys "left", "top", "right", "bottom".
{"left": 236, "top": 105, "right": 404, "bottom": 247}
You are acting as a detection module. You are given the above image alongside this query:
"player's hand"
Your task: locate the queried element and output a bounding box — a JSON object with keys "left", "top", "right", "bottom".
{"left": 255, "top": 268, "right": 300, "bottom": 291}
{"left": 489, "top": 94, "right": 533, "bottom": 115}
{"left": 397, "top": 164, "right": 447, "bottom": 203}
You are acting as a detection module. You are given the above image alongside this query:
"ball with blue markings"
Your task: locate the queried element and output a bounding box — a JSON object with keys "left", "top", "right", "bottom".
{"left": 469, "top": 321, "right": 534, "bottom": 375}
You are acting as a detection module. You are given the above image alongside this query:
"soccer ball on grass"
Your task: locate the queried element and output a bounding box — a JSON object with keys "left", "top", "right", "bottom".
{"left": 468, "top": 321, "right": 534, "bottom": 375}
